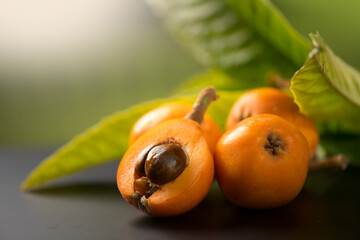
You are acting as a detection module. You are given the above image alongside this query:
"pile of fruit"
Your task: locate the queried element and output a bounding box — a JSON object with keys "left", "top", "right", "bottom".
{"left": 117, "top": 87, "right": 322, "bottom": 217}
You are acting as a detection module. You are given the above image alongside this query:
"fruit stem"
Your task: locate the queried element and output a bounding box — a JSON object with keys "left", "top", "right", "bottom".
{"left": 266, "top": 72, "right": 291, "bottom": 89}
{"left": 309, "top": 154, "right": 348, "bottom": 171}
{"left": 185, "top": 87, "right": 218, "bottom": 124}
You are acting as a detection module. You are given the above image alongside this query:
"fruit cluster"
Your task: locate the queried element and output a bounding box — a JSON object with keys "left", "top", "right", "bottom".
{"left": 117, "top": 87, "right": 319, "bottom": 217}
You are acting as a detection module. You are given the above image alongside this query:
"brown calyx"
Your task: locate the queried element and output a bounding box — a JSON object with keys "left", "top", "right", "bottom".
{"left": 134, "top": 177, "right": 159, "bottom": 198}
{"left": 185, "top": 87, "right": 218, "bottom": 125}
{"left": 264, "top": 132, "right": 284, "bottom": 156}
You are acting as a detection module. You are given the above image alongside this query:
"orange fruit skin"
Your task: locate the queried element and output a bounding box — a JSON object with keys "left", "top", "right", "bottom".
{"left": 226, "top": 88, "right": 319, "bottom": 157}
{"left": 118, "top": 118, "right": 214, "bottom": 217}
{"left": 129, "top": 102, "right": 222, "bottom": 153}
{"left": 215, "top": 114, "right": 310, "bottom": 209}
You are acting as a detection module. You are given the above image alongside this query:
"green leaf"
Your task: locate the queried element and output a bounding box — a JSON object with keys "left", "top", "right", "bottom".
{"left": 22, "top": 88, "right": 243, "bottom": 190}
{"left": 226, "top": 0, "right": 311, "bottom": 67}
{"left": 145, "top": 0, "right": 305, "bottom": 84}
{"left": 146, "top": 0, "right": 261, "bottom": 68}
{"left": 291, "top": 33, "right": 360, "bottom": 134}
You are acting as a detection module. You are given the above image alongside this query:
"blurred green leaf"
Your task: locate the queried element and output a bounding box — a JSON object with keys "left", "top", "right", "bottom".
{"left": 147, "top": 0, "right": 262, "bottom": 68}
{"left": 291, "top": 33, "right": 360, "bottom": 134}
{"left": 226, "top": 0, "right": 311, "bottom": 66}
{"left": 146, "top": 0, "right": 310, "bottom": 68}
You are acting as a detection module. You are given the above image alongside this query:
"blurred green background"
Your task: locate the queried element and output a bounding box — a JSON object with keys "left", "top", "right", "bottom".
{"left": 1, "top": 0, "right": 360, "bottom": 147}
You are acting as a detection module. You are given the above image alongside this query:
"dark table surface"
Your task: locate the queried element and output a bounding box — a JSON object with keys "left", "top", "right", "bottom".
{"left": 1, "top": 149, "right": 360, "bottom": 240}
